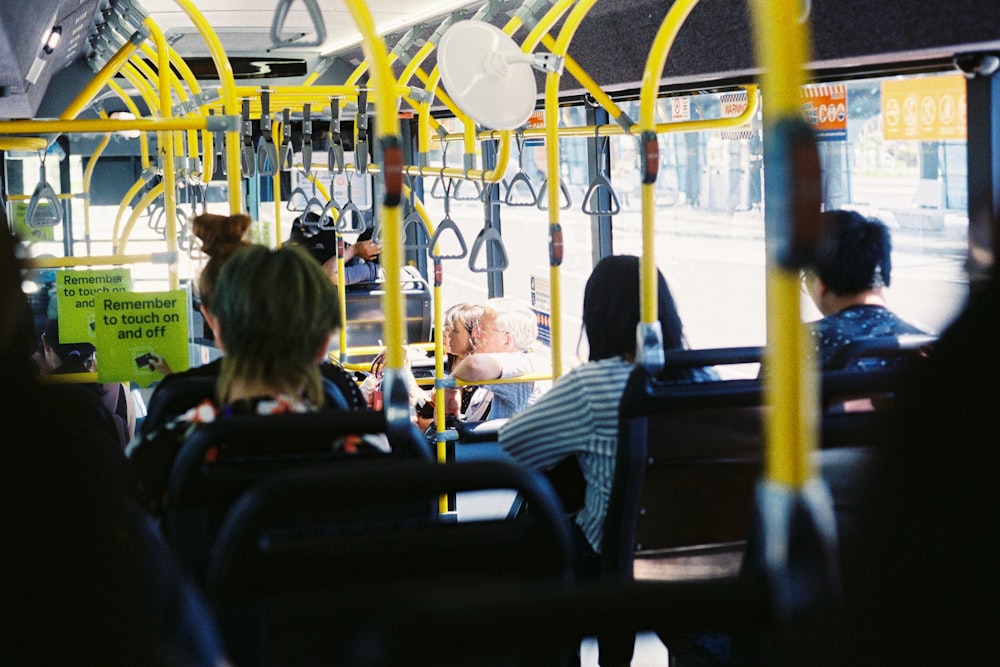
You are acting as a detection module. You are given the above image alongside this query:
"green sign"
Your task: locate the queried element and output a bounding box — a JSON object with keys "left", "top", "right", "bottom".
{"left": 10, "top": 201, "right": 55, "bottom": 242}
{"left": 55, "top": 268, "right": 132, "bottom": 343}
{"left": 95, "top": 289, "right": 190, "bottom": 387}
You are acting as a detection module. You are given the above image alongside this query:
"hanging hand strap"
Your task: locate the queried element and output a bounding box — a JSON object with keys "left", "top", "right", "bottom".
{"left": 256, "top": 87, "right": 278, "bottom": 176}
{"left": 279, "top": 108, "right": 294, "bottom": 172}
{"left": 327, "top": 99, "right": 344, "bottom": 174}
{"left": 240, "top": 98, "right": 256, "bottom": 178}
{"left": 582, "top": 133, "right": 621, "bottom": 215}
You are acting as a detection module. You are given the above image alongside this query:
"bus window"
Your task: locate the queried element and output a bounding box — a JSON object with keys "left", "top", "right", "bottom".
{"left": 610, "top": 74, "right": 969, "bottom": 350}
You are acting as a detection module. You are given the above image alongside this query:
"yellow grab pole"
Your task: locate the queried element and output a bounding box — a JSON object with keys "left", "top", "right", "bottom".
{"left": 543, "top": 0, "right": 599, "bottom": 380}
{"left": 112, "top": 178, "right": 149, "bottom": 254}
{"left": 638, "top": 0, "right": 701, "bottom": 333}
{"left": 117, "top": 181, "right": 164, "bottom": 256}
{"left": 148, "top": 20, "right": 180, "bottom": 291}
{"left": 82, "top": 129, "right": 112, "bottom": 256}
{"left": 343, "top": 0, "right": 403, "bottom": 371}
{"left": 173, "top": 0, "right": 243, "bottom": 215}
{"left": 60, "top": 34, "right": 144, "bottom": 120}
{"left": 749, "top": 0, "right": 818, "bottom": 488}
{"left": 273, "top": 120, "right": 283, "bottom": 247}
{"left": 107, "top": 80, "right": 151, "bottom": 169}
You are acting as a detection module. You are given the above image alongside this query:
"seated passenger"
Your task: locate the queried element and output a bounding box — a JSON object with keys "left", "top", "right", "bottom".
{"left": 443, "top": 302, "right": 489, "bottom": 419}
{"left": 0, "top": 224, "right": 228, "bottom": 666}
{"left": 38, "top": 318, "right": 135, "bottom": 448}
{"left": 127, "top": 244, "right": 379, "bottom": 515}
{"left": 803, "top": 210, "right": 927, "bottom": 369}
{"left": 322, "top": 225, "right": 382, "bottom": 287}
{"left": 285, "top": 212, "right": 382, "bottom": 286}
{"left": 499, "top": 255, "right": 713, "bottom": 576}
{"left": 143, "top": 213, "right": 363, "bottom": 435}
{"left": 446, "top": 297, "right": 550, "bottom": 421}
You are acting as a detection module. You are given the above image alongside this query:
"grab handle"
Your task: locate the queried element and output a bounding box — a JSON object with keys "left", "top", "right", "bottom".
{"left": 468, "top": 227, "right": 508, "bottom": 273}
{"left": 582, "top": 173, "right": 621, "bottom": 215}
{"left": 318, "top": 198, "right": 340, "bottom": 231}
{"left": 536, "top": 177, "right": 573, "bottom": 210}
{"left": 279, "top": 109, "right": 294, "bottom": 172}
{"left": 271, "top": 0, "right": 326, "bottom": 48}
{"left": 25, "top": 157, "right": 62, "bottom": 227}
{"left": 505, "top": 171, "right": 537, "bottom": 206}
{"left": 337, "top": 201, "right": 367, "bottom": 233}
{"left": 402, "top": 211, "right": 432, "bottom": 252}
{"left": 428, "top": 216, "right": 468, "bottom": 261}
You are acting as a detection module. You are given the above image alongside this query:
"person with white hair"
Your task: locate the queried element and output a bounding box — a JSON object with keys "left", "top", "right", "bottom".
{"left": 446, "top": 297, "right": 551, "bottom": 420}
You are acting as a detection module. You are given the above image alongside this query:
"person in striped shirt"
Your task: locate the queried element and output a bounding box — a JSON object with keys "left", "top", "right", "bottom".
{"left": 499, "top": 255, "right": 711, "bottom": 575}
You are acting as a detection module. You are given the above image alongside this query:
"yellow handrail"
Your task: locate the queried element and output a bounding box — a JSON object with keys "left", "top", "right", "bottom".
{"left": 117, "top": 181, "right": 164, "bottom": 256}
{"left": 60, "top": 34, "right": 144, "bottom": 121}
{"left": 639, "top": 0, "right": 701, "bottom": 331}
{"left": 147, "top": 20, "right": 180, "bottom": 291}
{"left": 28, "top": 253, "right": 166, "bottom": 269}
{"left": 543, "top": 0, "right": 600, "bottom": 380}
{"left": 172, "top": 0, "right": 243, "bottom": 215}
{"left": 82, "top": 126, "right": 112, "bottom": 256}
{"left": 107, "top": 79, "right": 151, "bottom": 169}
{"left": 0, "top": 137, "right": 48, "bottom": 151}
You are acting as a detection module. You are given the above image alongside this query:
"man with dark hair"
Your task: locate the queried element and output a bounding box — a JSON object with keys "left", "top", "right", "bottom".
{"left": 802, "top": 209, "right": 926, "bottom": 368}
{"left": 287, "top": 212, "right": 381, "bottom": 286}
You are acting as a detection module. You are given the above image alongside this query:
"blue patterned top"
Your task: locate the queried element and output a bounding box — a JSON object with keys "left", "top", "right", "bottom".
{"left": 812, "top": 304, "right": 926, "bottom": 369}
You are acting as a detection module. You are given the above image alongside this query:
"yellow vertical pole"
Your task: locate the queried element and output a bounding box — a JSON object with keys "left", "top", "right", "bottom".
{"left": 638, "top": 0, "right": 701, "bottom": 342}
{"left": 749, "top": 0, "right": 817, "bottom": 488}
{"left": 147, "top": 20, "right": 180, "bottom": 291}
{"left": 543, "top": 0, "right": 600, "bottom": 380}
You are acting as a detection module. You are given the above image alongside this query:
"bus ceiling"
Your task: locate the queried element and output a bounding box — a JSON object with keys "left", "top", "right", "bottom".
{"left": 0, "top": 0, "right": 998, "bottom": 123}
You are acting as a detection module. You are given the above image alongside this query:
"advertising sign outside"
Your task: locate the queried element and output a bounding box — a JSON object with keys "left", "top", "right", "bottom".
{"left": 530, "top": 274, "right": 551, "bottom": 346}
{"left": 881, "top": 74, "right": 966, "bottom": 141}
{"left": 801, "top": 84, "right": 847, "bottom": 141}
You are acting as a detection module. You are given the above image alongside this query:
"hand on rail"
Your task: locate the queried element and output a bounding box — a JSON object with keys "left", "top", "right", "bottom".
{"left": 345, "top": 238, "right": 381, "bottom": 263}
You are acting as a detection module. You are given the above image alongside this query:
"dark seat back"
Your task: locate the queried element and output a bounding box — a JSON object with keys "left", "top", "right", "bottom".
{"left": 619, "top": 344, "right": 929, "bottom": 558}
{"left": 206, "top": 458, "right": 574, "bottom": 666}
{"left": 824, "top": 334, "right": 935, "bottom": 370}
{"left": 164, "top": 410, "right": 433, "bottom": 582}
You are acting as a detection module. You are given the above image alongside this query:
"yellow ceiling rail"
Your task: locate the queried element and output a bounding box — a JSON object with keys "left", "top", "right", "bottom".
{"left": 28, "top": 252, "right": 167, "bottom": 269}
{"left": 60, "top": 29, "right": 145, "bottom": 121}
{"left": 0, "top": 116, "right": 223, "bottom": 134}
{"left": 7, "top": 193, "right": 77, "bottom": 201}
{"left": 139, "top": 41, "right": 202, "bottom": 171}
